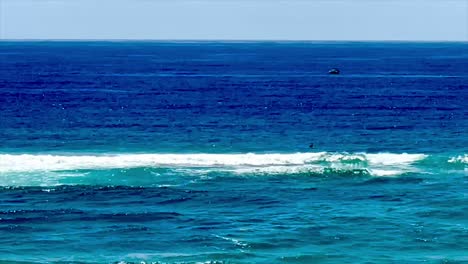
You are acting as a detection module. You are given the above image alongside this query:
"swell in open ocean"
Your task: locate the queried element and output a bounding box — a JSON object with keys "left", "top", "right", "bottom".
{"left": 1, "top": 41, "right": 467, "bottom": 263}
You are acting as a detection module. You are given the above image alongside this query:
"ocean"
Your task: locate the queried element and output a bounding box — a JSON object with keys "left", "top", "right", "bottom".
{"left": 0, "top": 41, "right": 467, "bottom": 263}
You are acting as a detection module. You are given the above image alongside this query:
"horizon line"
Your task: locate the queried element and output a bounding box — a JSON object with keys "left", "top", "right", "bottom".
{"left": 1, "top": 38, "right": 467, "bottom": 43}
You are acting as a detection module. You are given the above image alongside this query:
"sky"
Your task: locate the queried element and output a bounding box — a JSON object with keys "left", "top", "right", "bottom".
{"left": 1, "top": 0, "right": 467, "bottom": 41}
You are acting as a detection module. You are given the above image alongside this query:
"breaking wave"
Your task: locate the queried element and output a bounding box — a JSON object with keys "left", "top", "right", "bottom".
{"left": 448, "top": 154, "right": 468, "bottom": 165}
{"left": 0, "top": 152, "right": 465, "bottom": 186}
{"left": 0, "top": 152, "right": 426, "bottom": 173}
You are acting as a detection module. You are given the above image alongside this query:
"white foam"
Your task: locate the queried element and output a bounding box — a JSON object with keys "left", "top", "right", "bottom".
{"left": 0, "top": 152, "right": 427, "bottom": 174}
{"left": 233, "top": 165, "right": 407, "bottom": 177}
{"left": 365, "top": 153, "right": 427, "bottom": 165}
{"left": 368, "top": 169, "right": 406, "bottom": 177}
{"left": 448, "top": 154, "right": 468, "bottom": 164}
{"left": 322, "top": 153, "right": 366, "bottom": 163}
{"left": 212, "top": 234, "right": 249, "bottom": 248}
{"left": 0, "top": 153, "right": 319, "bottom": 172}
{"left": 231, "top": 165, "right": 323, "bottom": 175}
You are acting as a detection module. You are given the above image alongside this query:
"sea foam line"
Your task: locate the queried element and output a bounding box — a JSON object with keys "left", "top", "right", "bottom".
{"left": 0, "top": 152, "right": 427, "bottom": 173}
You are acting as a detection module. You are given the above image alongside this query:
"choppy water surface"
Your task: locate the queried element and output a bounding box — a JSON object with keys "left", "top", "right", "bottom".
{"left": 0, "top": 41, "right": 467, "bottom": 263}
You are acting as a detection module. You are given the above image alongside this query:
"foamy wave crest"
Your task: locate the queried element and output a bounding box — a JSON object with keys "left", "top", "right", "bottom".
{"left": 232, "top": 165, "right": 417, "bottom": 177}
{"left": 232, "top": 166, "right": 384, "bottom": 176}
{"left": 0, "top": 152, "right": 426, "bottom": 174}
{"left": 448, "top": 154, "right": 468, "bottom": 164}
{"left": 323, "top": 153, "right": 427, "bottom": 165}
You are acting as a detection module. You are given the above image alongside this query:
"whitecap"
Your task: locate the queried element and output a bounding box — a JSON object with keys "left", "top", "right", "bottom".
{"left": 0, "top": 152, "right": 427, "bottom": 173}
{"left": 448, "top": 154, "right": 468, "bottom": 164}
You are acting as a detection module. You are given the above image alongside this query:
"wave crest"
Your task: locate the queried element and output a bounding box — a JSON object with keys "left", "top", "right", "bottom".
{"left": 448, "top": 154, "right": 468, "bottom": 164}
{"left": 0, "top": 152, "right": 426, "bottom": 175}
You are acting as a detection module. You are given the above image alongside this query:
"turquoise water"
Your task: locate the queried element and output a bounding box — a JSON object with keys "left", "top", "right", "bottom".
{"left": 0, "top": 41, "right": 467, "bottom": 263}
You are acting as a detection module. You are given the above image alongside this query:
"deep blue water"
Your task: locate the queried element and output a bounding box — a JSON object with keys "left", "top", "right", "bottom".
{"left": 0, "top": 41, "right": 467, "bottom": 263}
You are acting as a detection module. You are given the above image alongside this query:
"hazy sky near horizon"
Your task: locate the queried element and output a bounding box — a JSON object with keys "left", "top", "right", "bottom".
{"left": 1, "top": 0, "right": 467, "bottom": 41}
